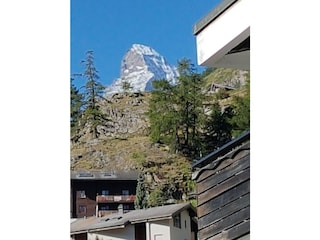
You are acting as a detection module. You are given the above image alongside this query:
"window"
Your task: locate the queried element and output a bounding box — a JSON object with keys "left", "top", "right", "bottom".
{"left": 101, "top": 205, "right": 109, "bottom": 210}
{"left": 122, "top": 190, "right": 129, "bottom": 195}
{"left": 78, "top": 205, "right": 87, "bottom": 213}
{"left": 123, "top": 204, "right": 130, "bottom": 210}
{"left": 102, "top": 190, "right": 109, "bottom": 195}
{"left": 77, "top": 190, "right": 86, "bottom": 198}
{"left": 173, "top": 213, "right": 181, "bottom": 228}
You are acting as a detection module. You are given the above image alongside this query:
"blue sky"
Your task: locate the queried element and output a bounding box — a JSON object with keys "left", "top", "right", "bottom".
{"left": 71, "top": 0, "right": 221, "bottom": 89}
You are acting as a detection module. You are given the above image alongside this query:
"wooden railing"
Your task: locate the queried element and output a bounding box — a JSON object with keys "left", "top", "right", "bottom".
{"left": 96, "top": 195, "right": 136, "bottom": 203}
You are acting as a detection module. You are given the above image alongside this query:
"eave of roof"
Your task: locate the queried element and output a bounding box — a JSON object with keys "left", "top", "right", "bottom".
{"left": 88, "top": 224, "right": 127, "bottom": 233}
{"left": 193, "top": 0, "right": 238, "bottom": 35}
{"left": 192, "top": 130, "right": 250, "bottom": 170}
{"left": 70, "top": 170, "right": 138, "bottom": 180}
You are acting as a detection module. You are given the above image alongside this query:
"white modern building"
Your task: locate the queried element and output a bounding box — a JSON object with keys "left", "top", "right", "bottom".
{"left": 71, "top": 203, "right": 197, "bottom": 240}
{"left": 193, "top": 0, "right": 250, "bottom": 70}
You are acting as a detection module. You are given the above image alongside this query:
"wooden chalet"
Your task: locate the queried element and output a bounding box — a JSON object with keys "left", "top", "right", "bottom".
{"left": 192, "top": 131, "right": 250, "bottom": 240}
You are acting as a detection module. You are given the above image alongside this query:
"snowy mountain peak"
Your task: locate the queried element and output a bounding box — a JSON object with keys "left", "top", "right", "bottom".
{"left": 131, "top": 44, "right": 161, "bottom": 57}
{"left": 105, "top": 44, "right": 179, "bottom": 96}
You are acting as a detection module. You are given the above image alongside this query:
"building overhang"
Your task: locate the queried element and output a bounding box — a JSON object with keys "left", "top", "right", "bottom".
{"left": 193, "top": 0, "right": 250, "bottom": 70}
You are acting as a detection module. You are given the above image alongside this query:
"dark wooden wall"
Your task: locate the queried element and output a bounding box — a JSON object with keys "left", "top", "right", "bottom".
{"left": 195, "top": 141, "right": 250, "bottom": 240}
{"left": 71, "top": 179, "right": 137, "bottom": 218}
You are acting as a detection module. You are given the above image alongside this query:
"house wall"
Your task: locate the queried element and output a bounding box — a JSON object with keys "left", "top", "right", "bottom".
{"left": 196, "top": 141, "right": 250, "bottom": 240}
{"left": 148, "top": 220, "right": 170, "bottom": 240}
{"left": 88, "top": 225, "right": 134, "bottom": 240}
{"left": 170, "top": 210, "right": 192, "bottom": 240}
{"left": 170, "top": 211, "right": 191, "bottom": 240}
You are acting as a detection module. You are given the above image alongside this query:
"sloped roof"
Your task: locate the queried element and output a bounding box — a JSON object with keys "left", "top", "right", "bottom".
{"left": 71, "top": 170, "right": 138, "bottom": 180}
{"left": 71, "top": 203, "right": 193, "bottom": 234}
{"left": 192, "top": 130, "right": 250, "bottom": 171}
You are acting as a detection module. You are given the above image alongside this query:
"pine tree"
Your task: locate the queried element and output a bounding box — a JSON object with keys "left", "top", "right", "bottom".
{"left": 175, "top": 58, "right": 205, "bottom": 158}
{"left": 121, "top": 78, "right": 133, "bottom": 93}
{"left": 70, "top": 78, "right": 83, "bottom": 137}
{"left": 148, "top": 79, "right": 178, "bottom": 148}
{"left": 203, "top": 101, "right": 233, "bottom": 154}
{"left": 230, "top": 76, "right": 250, "bottom": 137}
{"left": 134, "top": 172, "right": 148, "bottom": 209}
{"left": 148, "top": 59, "right": 206, "bottom": 159}
{"left": 81, "top": 50, "right": 108, "bottom": 139}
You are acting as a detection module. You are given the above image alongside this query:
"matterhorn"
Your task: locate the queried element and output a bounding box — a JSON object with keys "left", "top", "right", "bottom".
{"left": 104, "top": 44, "right": 179, "bottom": 96}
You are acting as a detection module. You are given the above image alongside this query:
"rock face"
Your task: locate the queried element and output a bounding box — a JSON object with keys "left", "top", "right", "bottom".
{"left": 105, "top": 44, "right": 179, "bottom": 96}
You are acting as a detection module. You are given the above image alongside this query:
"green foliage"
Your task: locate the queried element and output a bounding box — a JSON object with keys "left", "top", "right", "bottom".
{"left": 132, "top": 151, "right": 147, "bottom": 169}
{"left": 214, "top": 88, "right": 230, "bottom": 100}
{"left": 148, "top": 185, "right": 166, "bottom": 207}
{"left": 148, "top": 58, "right": 206, "bottom": 159}
{"left": 70, "top": 78, "right": 83, "bottom": 136}
{"left": 175, "top": 59, "right": 205, "bottom": 158}
{"left": 189, "top": 199, "right": 197, "bottom": 208}
{"left": 203, "top": 101, "right": 233, "bottom": 154}
{"left": 121, "top": 78, "right": 133, "bottom": 93}
{"left": 80, "top": 50, "right": 109, "bottom": 139}
{"left": 134, "top": 173, "right": 148, "bottom": 209}
{"left": 147, "top": 79, "right": 178, "bottom": 147}
{"left": 230, "top": 77, "right": 250, "bottom": 137}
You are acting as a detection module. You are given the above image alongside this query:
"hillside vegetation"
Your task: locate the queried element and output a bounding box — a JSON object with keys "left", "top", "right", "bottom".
{"left": 71, "top": 52, "right": 250, "bottom": 208}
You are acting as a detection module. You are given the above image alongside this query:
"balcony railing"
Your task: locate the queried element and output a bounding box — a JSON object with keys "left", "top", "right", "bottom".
{"left": 96, "top": 195, "right": 136, "bottom": 203}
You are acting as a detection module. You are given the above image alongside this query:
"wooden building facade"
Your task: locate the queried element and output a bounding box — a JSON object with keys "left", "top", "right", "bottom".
{"left": 71, "top": 170, "right": 138, "bottom": 218}
{"left": 192, "top": 131, "right": 250, "bottom": 240}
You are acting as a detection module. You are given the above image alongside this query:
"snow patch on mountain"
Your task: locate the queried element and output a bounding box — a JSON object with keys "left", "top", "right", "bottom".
{"left": 105, "top": 44, "right": 179, "bottom": 96}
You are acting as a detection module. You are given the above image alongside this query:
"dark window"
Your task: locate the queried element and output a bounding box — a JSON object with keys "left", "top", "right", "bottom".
{"left": 102, "top": 190, "right": 109, "bottom": 195}
{"left": 173, "top": 213, "right": 181, "bottom": 228}
{"left": 123, "top": 204, "right": 130, "bottom": 210}
{"left": 101, "top": 205, "right": 109, "bottom": 210}
{"left": 122, "top": 190, "right": 129, "bottom": 195}
{"left": 78, "top": 205, "right": 86, "bottom": 213}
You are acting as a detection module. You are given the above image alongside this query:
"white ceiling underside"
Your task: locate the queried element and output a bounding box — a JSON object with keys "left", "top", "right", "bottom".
{"left": 195, "top": 0, "right": 250, "bottom": 70}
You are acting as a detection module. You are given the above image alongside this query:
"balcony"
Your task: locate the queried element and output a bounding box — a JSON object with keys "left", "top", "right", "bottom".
{"left": 96, "top": 195, "right": 136, "bottom": 203}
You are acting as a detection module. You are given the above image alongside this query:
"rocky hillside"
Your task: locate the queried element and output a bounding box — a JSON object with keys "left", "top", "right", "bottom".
{"left": 71, "top": 91, "right": 189, "bottom": 171}
{"left": 71, "top": 68, "right": 249, "bottom": 172}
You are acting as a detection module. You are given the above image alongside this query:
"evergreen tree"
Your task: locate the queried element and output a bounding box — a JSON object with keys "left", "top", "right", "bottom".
{"left": 70, "top": 78, "right": 83, "bottom": 138}
{"left": 230, "top": 76, "right": 250, "bottom": 137}
{"left": 148, "top": 79, "right": 178, "bottom": 148}
{"left": 148, "top": 59, "right": 206, "bottom": 159}
{"left": 121, "top": 78, "right": 133, "bottom": 93}
{"left": 134, "top": 173, "right": 148, "bottom": 209}
{"left": 81, "top": 50, "right": 108, "bottom": 139}
{"left": 175, "top": 58, "right": 205, "bottom": 158}
{"left": 203, "top": 101, "right": 233, "bottom": 154}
